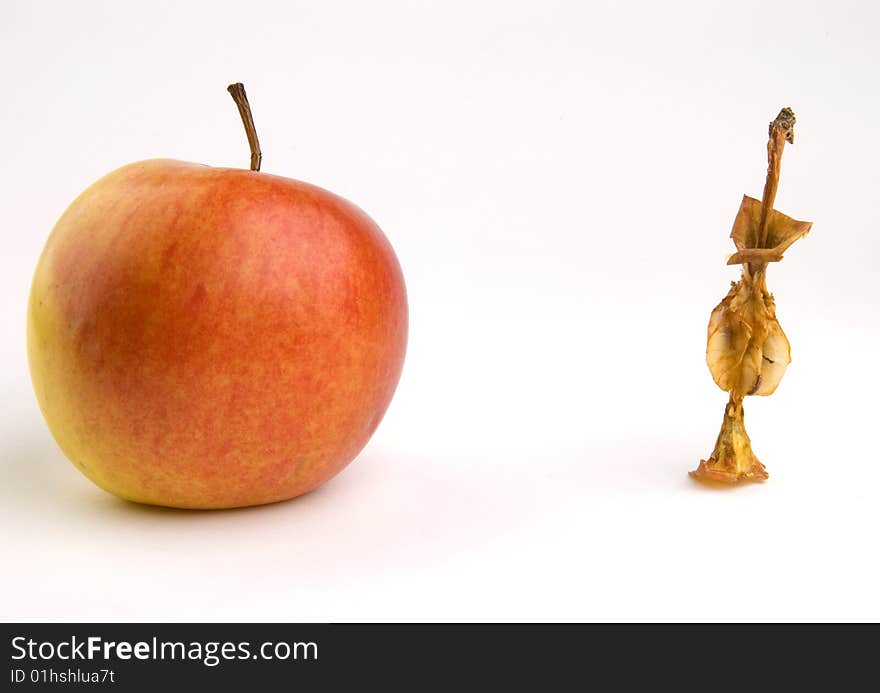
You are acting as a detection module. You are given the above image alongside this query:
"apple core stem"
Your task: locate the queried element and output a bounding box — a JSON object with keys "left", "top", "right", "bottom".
{"left": 227, "top": 82, "right": 262, "bottom": 171}
{"left": 757, "top": 107, "right": 795, "bottom": 249}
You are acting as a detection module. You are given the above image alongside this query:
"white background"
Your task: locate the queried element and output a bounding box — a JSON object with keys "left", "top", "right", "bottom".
{"left": 2, "top": 0, "right": 878, "bottom": 622}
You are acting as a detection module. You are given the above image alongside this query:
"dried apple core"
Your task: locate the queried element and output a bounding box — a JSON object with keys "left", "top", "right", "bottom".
{"left": 692, "top": 108, "right": 811, "bottom": 484}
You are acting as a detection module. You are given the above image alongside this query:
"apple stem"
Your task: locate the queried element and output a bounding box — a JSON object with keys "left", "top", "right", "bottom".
{"left": 744, "top": 107, "right": 795, "bottom": 282}
{"left": 227, "top": 83, "right": 262, "bottom": 171}
{"left": 757, "top": 107, "right": 795, "bottom": 249}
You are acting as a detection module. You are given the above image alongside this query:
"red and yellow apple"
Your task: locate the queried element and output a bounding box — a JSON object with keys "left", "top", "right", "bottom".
{"left": 28, "top": 158, "right": 407, "bottom": 509}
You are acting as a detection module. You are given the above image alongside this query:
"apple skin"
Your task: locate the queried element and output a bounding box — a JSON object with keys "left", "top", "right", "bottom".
{"left": 28, "top": 159, "right": 407, "bottom": 509}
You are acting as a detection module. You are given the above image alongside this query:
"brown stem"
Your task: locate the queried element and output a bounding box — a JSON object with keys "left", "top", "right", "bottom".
{"left": 227, "top": 82, "right": 262, "bottom": 171}
{"left": 757, "top": 107, "right": 796, "bottom": 248}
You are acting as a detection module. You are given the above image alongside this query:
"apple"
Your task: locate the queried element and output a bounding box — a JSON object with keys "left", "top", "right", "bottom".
{"left": 27, "top": 84, "right": 407, "bottom": 509}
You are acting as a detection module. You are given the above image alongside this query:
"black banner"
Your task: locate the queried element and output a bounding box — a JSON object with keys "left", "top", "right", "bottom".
{"left": 2, "top": 624, "right": 877, "bottom": 689}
